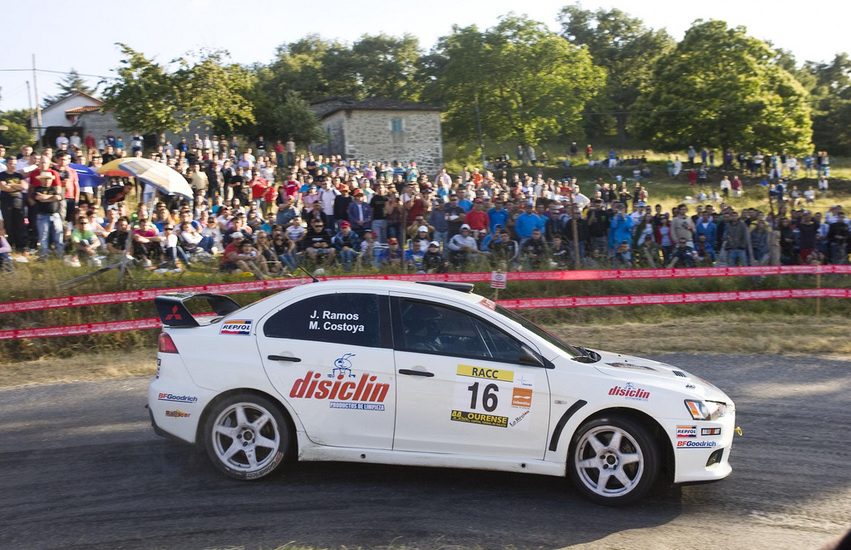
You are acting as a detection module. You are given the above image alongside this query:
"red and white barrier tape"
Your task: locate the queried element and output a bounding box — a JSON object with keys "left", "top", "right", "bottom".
{"left": 1, "top": 287, "right": 847, "bottom": 340}
{"left": 1, "top": 264, "right": 849, "bottom": 315}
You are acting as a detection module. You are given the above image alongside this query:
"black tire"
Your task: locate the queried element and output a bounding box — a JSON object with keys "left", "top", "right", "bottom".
{"left": 568, "top": 415, "right": 660, "bottom": 505}
{"left": 203, "top": 393, "right": 291, "bottom": 480}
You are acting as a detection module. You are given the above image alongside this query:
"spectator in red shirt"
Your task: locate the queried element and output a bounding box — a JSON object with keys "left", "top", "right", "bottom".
{"left": 465, "top": 198, "right": 489, "bottom": 238}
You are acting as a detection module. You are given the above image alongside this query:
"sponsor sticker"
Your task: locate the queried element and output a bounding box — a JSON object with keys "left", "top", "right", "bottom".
{"left": 158, "top": 392, "right": 198, "bottom": 404}
{"left": 512, "top": 387, "right": 533, "bottom": 408}
{"left": 330, "top": 402, "right": 385, "bottom": 411}
{"left": 450, "top": 409, "right": 508, "bottom": 428}
{"left": 676, "top": 440, "right": 717, "bottom": 449}
{"left": 607, "top": 382, "right": 650, "bottom": 401}
{"left": 456, "top": 364, "right": 514, "bottom": 382}
{"left": 701, "top": 427, "right": 722, "bottom": 436}
{"left": 221, "top": 319, "right": 252, "bottom": 335}
{"left": 676, "top": 425, "right": 697, "bottom": 438}
{"left": 165, "top": 409, "right": 190, "bottom": 418}
{"left": 289, "top": 354, "right": 389, "bottom": 409}
{"left": 509, "top": 410, "right": 530, "bottom": 427}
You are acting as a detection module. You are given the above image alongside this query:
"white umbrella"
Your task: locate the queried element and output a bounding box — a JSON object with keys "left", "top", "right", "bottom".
{"left": 98, "top": 158, "right": 193, "bottom": 199}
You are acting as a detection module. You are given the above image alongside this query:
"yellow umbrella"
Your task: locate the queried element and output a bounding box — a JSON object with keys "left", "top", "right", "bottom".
{"left": 97, "top": 158, "right": 193, "bottom": 199}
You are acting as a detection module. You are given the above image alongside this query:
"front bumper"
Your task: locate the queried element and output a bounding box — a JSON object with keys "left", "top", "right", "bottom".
{"left": 661, "top": 409, "right": 737, "bottom": 484}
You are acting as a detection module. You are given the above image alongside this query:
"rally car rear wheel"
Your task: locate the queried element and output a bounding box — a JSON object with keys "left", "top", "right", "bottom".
{"left": 203, "top": 394, "right": 290, "bottom": 480}
{"left": 569, "top": 415, "right": 659, "bottom": 505}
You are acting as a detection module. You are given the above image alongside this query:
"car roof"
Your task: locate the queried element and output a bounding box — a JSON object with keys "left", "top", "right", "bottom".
{"left": 292, "top": 279, "right": 484, "bottom": 304}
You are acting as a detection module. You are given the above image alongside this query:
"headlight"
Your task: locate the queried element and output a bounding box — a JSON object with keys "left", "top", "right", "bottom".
{"left": 685, "top": 399, "right": 727, "bottom": 420}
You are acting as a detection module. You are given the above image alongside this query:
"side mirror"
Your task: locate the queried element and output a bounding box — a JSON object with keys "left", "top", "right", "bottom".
{"left": 517, "top": 346, "right": 550, "bottom": 368}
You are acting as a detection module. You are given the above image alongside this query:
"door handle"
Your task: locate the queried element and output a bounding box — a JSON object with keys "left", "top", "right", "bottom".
{"left": 268, "top": 354, "right": 302, "bottom": 362}
{"left": 398, "top": 369, "right": 434, "bottom": 377}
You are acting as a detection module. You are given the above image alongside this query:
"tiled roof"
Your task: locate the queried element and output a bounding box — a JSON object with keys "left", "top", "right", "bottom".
{"left": 65, "top": 105, "right": 102, "bottom": 115}
{"left": 311, "top": 97, "right": 440, "bottom": 119}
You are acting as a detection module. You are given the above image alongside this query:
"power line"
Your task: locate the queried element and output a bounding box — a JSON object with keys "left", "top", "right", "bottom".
{"left": 0, "top": 68, "right": 110, "bottom": 79}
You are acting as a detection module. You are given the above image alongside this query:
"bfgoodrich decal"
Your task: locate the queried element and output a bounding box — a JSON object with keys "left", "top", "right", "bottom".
{"left": 676, "top": 440, "right": 717, "bottom": 449}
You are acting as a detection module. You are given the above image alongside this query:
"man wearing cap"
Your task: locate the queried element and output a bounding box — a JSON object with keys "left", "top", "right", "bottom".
{"left": 301, "top": 218, "right": 336, "bottom": 266}
{"left": 347, "top": 190, "right": 373, "bottom": 237}
{"left": 422, "top": 240, "right": 448, "bottom": 273}
{"left": 330, "top": 221, "right": 360, "bottom": 271}
{"left": 333, "top": 185, "right": 353, "bottom": 229}
{"left": 28, "top": 156, "right": 65, "bottom": 259}
{"left": 447, "top": 223, "right": 479, "bottom": 269}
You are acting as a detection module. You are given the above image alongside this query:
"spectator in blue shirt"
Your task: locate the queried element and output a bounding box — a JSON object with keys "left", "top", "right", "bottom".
{"left": 514, "top": 203, "right": 545, "bottom": 243}
{"left": 487, "top": 199, "right": 510, "bottom": 235}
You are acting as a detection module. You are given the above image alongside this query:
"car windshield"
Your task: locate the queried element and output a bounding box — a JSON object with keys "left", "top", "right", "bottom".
{"left": 495, "top": 305, "right": 582, "bottom": 358}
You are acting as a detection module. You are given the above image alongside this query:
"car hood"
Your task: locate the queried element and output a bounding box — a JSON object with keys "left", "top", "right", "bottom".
{"left": 588, "top": 349, "right": 732, "bottom": 403}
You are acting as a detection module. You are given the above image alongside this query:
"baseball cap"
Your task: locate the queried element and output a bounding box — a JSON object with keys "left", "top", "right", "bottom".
{"left": 417, "top": 225, "right": 428, "bottom": 232}
{"left": 429, "top": 241, "right": 440, "bottom": 247}
{"left": 340, "top": 220, "right": 351, "bottom": 228}
{"left": 231, "top": 231, "right": 244, "bottom": 239}
{"left": 460, "top": 224, "right": 471, "bottom": 230}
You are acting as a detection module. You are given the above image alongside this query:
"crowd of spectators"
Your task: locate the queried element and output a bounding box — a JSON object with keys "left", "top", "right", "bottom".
{"left": 0, "top": 136, "right": 847, "bottom": 275}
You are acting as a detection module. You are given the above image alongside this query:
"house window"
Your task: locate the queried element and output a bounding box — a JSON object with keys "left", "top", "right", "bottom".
{"left": 390, "top": 117, "right": 404, "bottom": 144}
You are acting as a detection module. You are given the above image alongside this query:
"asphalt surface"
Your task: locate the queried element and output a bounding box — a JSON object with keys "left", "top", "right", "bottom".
{"left": 0, "top": 353, "right": 849, "bottom": 550}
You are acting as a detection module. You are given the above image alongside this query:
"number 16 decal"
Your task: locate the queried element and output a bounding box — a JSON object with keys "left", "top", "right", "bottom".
{"left": 468, "top": 382, "right": 499, "bottom": 412}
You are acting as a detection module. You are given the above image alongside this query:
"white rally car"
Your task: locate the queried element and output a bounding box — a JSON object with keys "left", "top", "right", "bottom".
{"left": 149, "top": 280, "right": 736, "bottom": 505}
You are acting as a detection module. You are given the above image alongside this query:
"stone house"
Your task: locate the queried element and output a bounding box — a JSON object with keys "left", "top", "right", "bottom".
{"left": 38, "top": 91, "right": 123, "bottom": 147}
{"left": 311, "top": 98, "right": 443, "bottom": 174}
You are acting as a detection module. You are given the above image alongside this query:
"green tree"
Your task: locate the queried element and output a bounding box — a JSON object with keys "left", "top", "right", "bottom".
{"left": 558, "top": 4, "right": 674, "bottom": 141}
{"left": 804, "top": 53, "right": 851, "bottom": 154}
{"left": 176, "top": 49, "right": 256, "bottom": 133}
{"left": 634, "top": 20, "right": 812, "bottom": 154}
{"left": 429, "top": 15, "right": 604, "bottom": 150}
{"left": 102, "top": 44, "right": 184, "bottom": 134}
{"left": 0, "top": 108, "right": 33, "bottom": 150}
{"left": 42, "top": 69, "right": 97, "bottom": 107}
{"left": 350, "top": 34, "right": 423, "bottom": 100}
{"left": 103, "top": 45, "right": 255, "bottom": 135}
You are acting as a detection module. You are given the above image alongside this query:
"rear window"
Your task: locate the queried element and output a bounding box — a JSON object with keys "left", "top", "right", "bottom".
{"left": 264, "top": 293, "right": 386, "bottom": 348}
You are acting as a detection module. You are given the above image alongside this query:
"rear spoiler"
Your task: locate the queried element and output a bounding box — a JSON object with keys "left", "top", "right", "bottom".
{"left": 155, "top": 293, "right": 242, "bottom": 328}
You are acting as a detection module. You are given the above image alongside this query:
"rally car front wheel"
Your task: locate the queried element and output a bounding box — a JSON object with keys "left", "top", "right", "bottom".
{"left": 203, "top": 393, "right": 290, "bottom": 480}
{"left": 568, "top": 415, "right": 660, "bottom": 505}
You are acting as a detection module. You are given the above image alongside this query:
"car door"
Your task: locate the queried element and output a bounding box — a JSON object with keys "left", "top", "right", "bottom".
{"left": 258, "top": 291, "right": 396, "bottom": 449}
{"left": 391, "top": 296, "right": 551, "bottom": 459}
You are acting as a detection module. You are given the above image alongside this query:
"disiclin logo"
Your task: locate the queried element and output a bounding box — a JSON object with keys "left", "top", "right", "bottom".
{"left": 165, "top": 409, "right": 190, "bottom": 418}
{"left": 608, "top": 382, "right": 650, "bottom": 400}
{"left": 221, "top": 319, "right": 252, "bottom": 335}
{"left": 290, "top": 371, "right": 389, "bottom": 403}
{"left": 677, "top": 425, "right": 697, "bottom": 438}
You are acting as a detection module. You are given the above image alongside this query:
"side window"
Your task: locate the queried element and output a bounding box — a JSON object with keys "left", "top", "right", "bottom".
{"left": 264, "top": 293, "right": 383, "bottom": 347}
{"left": 397, "top": 299, "right": 524, "bottom": 362}
{"left": 477, "top": 321, "right": 526, "bottom": 363}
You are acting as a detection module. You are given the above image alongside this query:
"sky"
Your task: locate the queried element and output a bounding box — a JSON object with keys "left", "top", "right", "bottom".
{"left": 2, "top": 0, "right": 849, "bottom": 112}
